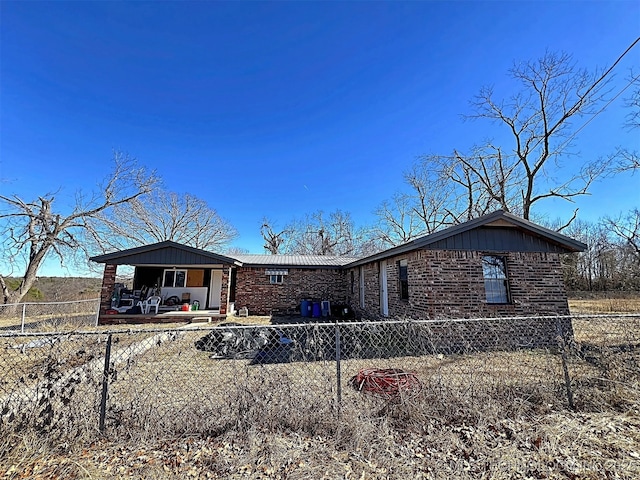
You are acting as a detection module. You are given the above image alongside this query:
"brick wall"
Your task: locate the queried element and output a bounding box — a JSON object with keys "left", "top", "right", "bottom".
{"left": 362, "top": 262, "right": 380, "bottom": 314}
{"left": 220, "top": 267, "right": 230, "bottom": 314}
{"left": 234, "top": 267, "right": 347, "bottom": 315}
{"left": 99, "top": 264, "right": 117, "bottom": 315}
{"left": 348, "top": 249, "right": 570, "bottom": 319}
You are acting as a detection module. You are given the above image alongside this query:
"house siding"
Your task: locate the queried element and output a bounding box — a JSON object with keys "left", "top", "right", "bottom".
{"left": 234, "top": 267, "right": 347, "bottom": 315}
{"left": 348, "top": 249, "right": 569, "bottom": 319}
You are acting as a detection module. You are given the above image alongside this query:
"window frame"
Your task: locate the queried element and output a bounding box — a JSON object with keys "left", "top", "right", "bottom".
{"left": 398, "top": 259, "right": 409, "bottom": 301}
{"left": 481, "top": 255, "right": 510, "bottom": 304}
{"left": 265, "top": 269, "right": 288, "bottom": 285}
{"left": 163, "top": 269, "right": 187, "bottom": 288}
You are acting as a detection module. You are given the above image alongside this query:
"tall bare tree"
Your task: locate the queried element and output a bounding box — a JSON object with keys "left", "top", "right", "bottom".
{"left": 260, "top": 218, "right": 290, "bottom": 254}
{"left": 86, "top": 190, "right": 237, "bottom": 253}
{"left": 0, "top": 153, "right": 158, "bottom": 304}
{"left": 377, "top": 43, "right": 639, "bottom": 243}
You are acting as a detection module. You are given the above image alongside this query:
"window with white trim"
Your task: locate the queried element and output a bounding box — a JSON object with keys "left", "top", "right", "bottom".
{"left": 163, "top": 269, "right": 187, "bottom": 288}
{"left": 269, "top": 274, "right": 284, "bottom": 284}
{"left": 482, "top": 256, "right": 509, "bottom": 304}
{"left": 266, "top": 269, "right": 288, "bottom": 285}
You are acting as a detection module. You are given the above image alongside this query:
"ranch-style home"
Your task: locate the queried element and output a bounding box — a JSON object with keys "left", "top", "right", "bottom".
{"left": 91, "top": 210, "right": 586, "bottom": 324}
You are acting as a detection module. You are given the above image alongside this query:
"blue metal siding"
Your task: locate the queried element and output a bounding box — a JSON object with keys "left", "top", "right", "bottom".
{"left": 107, "top": 247, "right": 228, "bottom": 265}
{"left": 426, "top": 227, "right": 567, "bottom": 253}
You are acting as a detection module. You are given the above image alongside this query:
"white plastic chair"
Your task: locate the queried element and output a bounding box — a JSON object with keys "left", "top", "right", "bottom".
{"left": 142, "top": 295, "right": 162, "bottom": 314}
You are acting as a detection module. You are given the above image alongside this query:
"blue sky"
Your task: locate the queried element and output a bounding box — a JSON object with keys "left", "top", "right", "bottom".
{"left": 1, "top": 1, "right": 639, "bottom": 276}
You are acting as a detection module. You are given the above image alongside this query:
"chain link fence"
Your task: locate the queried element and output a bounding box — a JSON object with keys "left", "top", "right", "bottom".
{"left": 0, "top": 299, "right": 100, "bottom": 333}
{"left": 0, "top": 314, "right": 638, "bottom": 441}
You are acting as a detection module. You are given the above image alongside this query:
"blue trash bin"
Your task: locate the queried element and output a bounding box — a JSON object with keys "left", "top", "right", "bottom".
{"left": 312, "top": 302, "right": 321, "bottom": 318}
{"left": 301, "top": 300, "right": 310, "bottom": 317}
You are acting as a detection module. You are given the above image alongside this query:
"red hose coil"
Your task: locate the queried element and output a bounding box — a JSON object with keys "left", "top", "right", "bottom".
{"left": 350, "top": 368, "right": 421, "bottom": 399}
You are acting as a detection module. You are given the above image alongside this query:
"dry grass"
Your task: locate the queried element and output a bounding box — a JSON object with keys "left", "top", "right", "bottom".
{"left": 0, "top": 312, "right": 95, "bottom": 330}
{"left": 2, "top": 408, "right": 639, "bottom": 479}
{"left": 225, "top": 314, "right": 274, "bottom": 326}
{"left": 569, "top": 296, "right": 640, "bottom": 314}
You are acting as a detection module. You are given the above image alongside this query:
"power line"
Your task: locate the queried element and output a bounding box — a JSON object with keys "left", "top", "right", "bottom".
{"left": 527, "top": 36, "right": 640, "bottom": 156}
{"left": 555, "top": 73, "right": 640, "bottom": 155}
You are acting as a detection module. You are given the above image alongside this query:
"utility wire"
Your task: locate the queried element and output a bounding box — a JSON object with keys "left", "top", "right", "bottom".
{"left": 555, "top": 73, "right": 640, "bottom": 155}
{"left": 525, "top": 36, "right": 640, "bottom": 157}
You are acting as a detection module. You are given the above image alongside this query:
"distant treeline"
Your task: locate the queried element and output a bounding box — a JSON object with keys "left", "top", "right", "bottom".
{"left": 4, "top": 277, "right": 102, "bottom": 303}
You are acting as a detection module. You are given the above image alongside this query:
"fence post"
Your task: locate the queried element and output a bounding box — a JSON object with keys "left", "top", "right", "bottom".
{"left": 99, "top": 334, "right": 113, "bottom": 432}
{"left": 94, "top": 300, "right": 100, "bottom": 327}
{"left": 335, "top": 322, "right": 342, "bottom": 412}
{"left": 21, "top": 303, "right": 26, "bottom": 333}
{"left": 557, "top": 318, "right": 575, "bottom": 410}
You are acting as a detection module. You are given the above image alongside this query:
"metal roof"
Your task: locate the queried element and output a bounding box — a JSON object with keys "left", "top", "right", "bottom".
{"left": 231, "top": 254, "right": 361, "bottom": 268}
{"left": 344, "top": 210, "right": 587, "bottom": 268}
{"left": 89, "top": 211, "right": 586, "bottom": 270}
{"left": 89, "top": 240, "right": 241, "bottom": 266}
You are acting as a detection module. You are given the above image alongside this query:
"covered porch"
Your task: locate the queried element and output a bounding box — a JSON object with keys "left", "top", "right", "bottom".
{"left": 90, "top": 241, "right": 241, "bottom": 325}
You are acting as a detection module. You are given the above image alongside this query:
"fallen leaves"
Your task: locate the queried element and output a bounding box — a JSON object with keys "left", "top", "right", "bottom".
{"left": 1, "top": 412, "right": 639, "bottom": 479}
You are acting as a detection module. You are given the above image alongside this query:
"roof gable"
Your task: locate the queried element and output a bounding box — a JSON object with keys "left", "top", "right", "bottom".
{"left": 89, "top": 241, "right": 240, "bottom": 266}
{"left": 345, "top": 210, "right": 587, "bottom": 268}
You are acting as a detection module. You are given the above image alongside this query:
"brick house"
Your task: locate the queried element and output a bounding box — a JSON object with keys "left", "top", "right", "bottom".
{"left": 344, "top": 210, "right": 586, "bottom": 320}
{"left": 91, "top": 210, "right": 585, "bottom": 324}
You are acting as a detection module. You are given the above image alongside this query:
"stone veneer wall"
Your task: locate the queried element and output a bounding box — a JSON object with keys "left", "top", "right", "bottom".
{"left": 234, "top": 267, "right": 347, "bottom": 316}
{"left": 348, "top": 249, "right": 570, "bottom": 319}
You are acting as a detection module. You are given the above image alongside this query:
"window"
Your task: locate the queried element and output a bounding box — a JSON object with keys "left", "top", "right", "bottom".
{"left": 266, "top": 269, "right": 288, "bottom": 285}
{"left": 482, "top": 256, "right": 509, "bottom": 304}
{"left": 350, "top": 271, "right": 355, "bottom": 294}
{"left": 163, "top": 269, "right": 187, "bottom": 288}
{"left": 398, "top": 259, "right": 409, "bottom": 300}
{"left": 359, "top": 266, "right": 365, "bottom": 308}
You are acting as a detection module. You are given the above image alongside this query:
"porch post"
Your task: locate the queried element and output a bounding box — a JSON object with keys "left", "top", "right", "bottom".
{"left": 219, "top": 266, "right": 231, "bottom": 315}
{"left": 99, "top": 264, "right": 118, "bottom": 320}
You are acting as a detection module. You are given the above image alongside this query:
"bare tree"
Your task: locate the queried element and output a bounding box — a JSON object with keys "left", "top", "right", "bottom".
{"left": 615, "top": 72, "right": 640, "bottom": 172}
{"left": 284, "top": 210, "right": 379, "bottom": 257}
{"left": 563, "top": 219, "right": 612, "bottom": 291}
{"left": 561, "top": 212, "right": 640, "bottom": 292}
{"left": 378, "top": 44, "right": 639, "bottom": 242}
{"left": 0, "top": 153, "right": 158, "bottom": 304}
{"left": 260, "top": 218, "right": 290, "bottom": 254}
{"left": 374, "top": 162, "right": 462, "bottom": 247}
{"left": 86, "top": 190, "right": 237, "bottom": 253}
{"left": 374, "top": 194, "right": 421, "bottom": 247}
{"left": 465, "top": 50, "right": 619, "bottom": 219}
{"left": 625, "top": 73, "right": 640, "bottom": 129}
{"left": 605, "top": 208, "right": 640, "bottom": 260}
{"left": 226, "top": 246, "right": 250, "bottom": 256}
